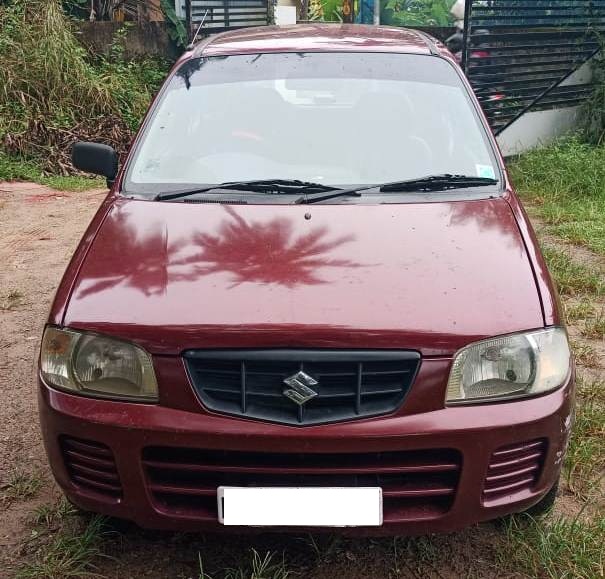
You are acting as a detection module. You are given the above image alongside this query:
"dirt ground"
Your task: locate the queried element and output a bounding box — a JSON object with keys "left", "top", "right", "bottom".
{"left": 0, "top": 182, "right": 602, "bottom": 578}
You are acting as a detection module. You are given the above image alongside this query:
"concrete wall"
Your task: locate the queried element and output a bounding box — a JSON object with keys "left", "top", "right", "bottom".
{"left": 497, "top": 108, "right": 582, "bottom": 157}
{"left": 74, "top": 21, "right": 180, "bottom": 59}
{"left": 497, "top": 61, "right": 592, "bottom": 156}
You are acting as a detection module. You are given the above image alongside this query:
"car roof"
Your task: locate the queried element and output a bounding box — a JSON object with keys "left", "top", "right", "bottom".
{"left": 193, "top": 23, "right": 442, "bottom": 58}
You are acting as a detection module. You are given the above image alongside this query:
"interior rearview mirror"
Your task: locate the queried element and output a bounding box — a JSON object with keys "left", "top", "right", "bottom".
{"left": 72, "top": 142, "right": 118, "bottom": 183}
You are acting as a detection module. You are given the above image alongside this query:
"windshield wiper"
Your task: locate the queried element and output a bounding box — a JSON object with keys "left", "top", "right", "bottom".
{"left": 379, "top": 174, "right": 498, "bottom": 192}
{"left": 155, "top": 179, "right": 340, "bottom": 201}
{"left": 296, "top": 174, "right": 498, "bottom": 204}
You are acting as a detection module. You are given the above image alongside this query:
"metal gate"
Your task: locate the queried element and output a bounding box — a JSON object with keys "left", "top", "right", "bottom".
{"left": 183, "top": 0, "right": 269, "bottom": 32}
{"left": 462, "top": 0, "right": 605, "bottom": 134}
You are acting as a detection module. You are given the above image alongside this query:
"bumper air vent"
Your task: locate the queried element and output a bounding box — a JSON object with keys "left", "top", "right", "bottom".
{"left": 61, "top": 436, "right": 121, "bottom": 499}
{"left": 483, "top": 439, "right": 547, "bottom": 505}
{"left": 143, "top": 446, "right": 461, "bottom": 523}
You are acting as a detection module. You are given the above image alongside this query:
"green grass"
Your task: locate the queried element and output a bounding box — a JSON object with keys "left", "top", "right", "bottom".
{"left": 33, "top": 499, "right": 78, "bottom": 529}
{"left": 510, "top": 146, "right": 605, "bottom": 579}
{"left": 565, "top": 379, "right": 605, "bottom": 500}
{"left": 540, "top": 246, "right": 604, "bottom": 297}
{"left": 541, "top": 199, "right": 605, "bottom": 255}
{"left": 510, "top": 138, "right": 605, "bottom": 256}
{"left": 2, "top": 470, "right": 43, "bottom": 501}
{"left": 18, "top": 515, "right": 108, "bottom": 578}
{"left": 0, "top": 151, "right": 104, "bottom": 191}
{"left": 571, "top": 339, "right": 599, "bottom": 368}
{"left": 501, "top": 513, "right": 605, "bottom": 579}
{"left": 564, "top": 299, "right": 597, "bottom": 324}
{"left": 198, "top": 549, "right": 291, "bottom": 579}
{"left": 581, "top": 310, "right": 605, "bottom": 340}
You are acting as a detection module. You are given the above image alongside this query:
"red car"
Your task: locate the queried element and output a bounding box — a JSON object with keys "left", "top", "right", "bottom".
{"left": 39, "top": 24, "right": 574, "bottom": 534}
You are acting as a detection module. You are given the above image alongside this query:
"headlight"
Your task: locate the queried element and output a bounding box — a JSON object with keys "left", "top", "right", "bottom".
{"left": 40, "top": 327, "right": 158, "bottom": 402}
{"left": 446, "top": 327, "right": 571, "bottom": 405}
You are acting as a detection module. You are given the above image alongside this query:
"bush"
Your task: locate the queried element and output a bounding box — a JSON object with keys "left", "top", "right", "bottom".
{"left": 382, "top": 0, "right": 454, "bottom": 27}
{"left": 581, "top": 48, "right": 605, "bottom": 146}
{"left": 0, "top": 0, "right": 169, "bottom": 174}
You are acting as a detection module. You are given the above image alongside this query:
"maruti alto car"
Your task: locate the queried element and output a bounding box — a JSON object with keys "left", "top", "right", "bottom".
{"left": 38, "top": 24, "right": 574, "bottom": 533}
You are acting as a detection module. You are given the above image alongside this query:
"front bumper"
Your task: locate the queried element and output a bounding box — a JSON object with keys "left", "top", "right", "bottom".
{"left": 39, "top": 375, "right": 574, "bottom": 535}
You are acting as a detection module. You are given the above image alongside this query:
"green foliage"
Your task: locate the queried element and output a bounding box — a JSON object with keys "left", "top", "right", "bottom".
{"left": 97, "top": 24, "right": 171, "bottom": 131}
{"left": 0, "top": 0, "right": 169, "bottom": 174}
{"left": 308, "top": 0, "right": 324, "bottom": 21}
{"left": 223, "top": 550, "right": 291, "bottom": 579}
{"left": 382, "top": 0, "right": 454, "bottom": 27}
{"left": 33, "top": 499, "right": 78, "bottom": 528}
{"left": 581, "top": 43, "right": 605, "bottom": 145}
{"left": 0, "top": 150, "right": 104, "bottom": 190}
{"left": 512, "top": 138, "right": 605, "bottom": 202}
{"left": 17, "top": 515, "right": 108, "bottom": 578}
{"left": 509, "top": 138, "right": 605, "bottom": 255}
{"left": 500, "top": 514, "right": 605, "bottom": 579}
{"left": 319, "top": 0, "right": 341, "bottom": 21}
{"left": 61, "top": 0, "right": 88, "bottom": 19}
{"left": 0, "top": 0, "right": 116, "bottom": 147}
{"left": 565, "top": 378, "right": 605, "bottom": 500}
{"left": 540, "top": 245, "right": 604, "bottom": 297}
{"left": 160, "top": 0, "right": 188, "bottom": 48}
{"left": 2, "top": 470, "right": 43, "bottom": 501}
{"left": 514, "top": 139, "right": 605, "bottom": 518}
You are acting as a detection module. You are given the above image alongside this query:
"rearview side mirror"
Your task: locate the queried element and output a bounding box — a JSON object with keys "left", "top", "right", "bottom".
{"left": 72, "top": 142, "right": 118, "bottom": 184}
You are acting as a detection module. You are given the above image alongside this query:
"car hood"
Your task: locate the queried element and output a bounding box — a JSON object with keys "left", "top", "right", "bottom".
{"left": 64, "top": 197, "right": 543, "bottom": 355}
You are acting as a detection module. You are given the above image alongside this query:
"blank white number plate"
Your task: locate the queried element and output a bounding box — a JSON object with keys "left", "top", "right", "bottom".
{"left": 217, "top": 486, "right": 383, "bottom": 527}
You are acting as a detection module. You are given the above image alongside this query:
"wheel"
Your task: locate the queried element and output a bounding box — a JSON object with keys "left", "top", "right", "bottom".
{"left": 66, "top": 497, "right": 134, "bottom": 532}
{"left": 522, "top": 478, "right": 559, "bottom": 518}
{"left": 495, "top": 478, "right": 559, "bottom": 530}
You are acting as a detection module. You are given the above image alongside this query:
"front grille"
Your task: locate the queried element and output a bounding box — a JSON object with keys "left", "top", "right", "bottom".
{"left": 60, "top": 436, "right": 122, "bottom": 499}
{"left": 483, "top": 439, "right": 547, "bottom": 504}
{"left": 184, "top": 350, "right": 421, "bottom": 425}
{"left": 143, "top": 446, "right": 461, "bottom": 522}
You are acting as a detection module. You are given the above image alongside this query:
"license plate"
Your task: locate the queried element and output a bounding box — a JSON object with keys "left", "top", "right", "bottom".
{"left": 217, "top": 487, "right": 383, "bottom": 527}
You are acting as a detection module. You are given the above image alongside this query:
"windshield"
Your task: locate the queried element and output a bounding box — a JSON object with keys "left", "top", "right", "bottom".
{"left": 124, "top": 52, "right": 499, "bottom": 195}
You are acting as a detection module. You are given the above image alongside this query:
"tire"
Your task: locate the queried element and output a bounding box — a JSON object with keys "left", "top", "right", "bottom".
{"left": 65, "top": 497, "right": 90, "bottom": 516}
{"left": 67, "top": 498, "right": 134, "bottom": 531}
{"left": 522, "top": 478, "right": 559, "bottom": 518}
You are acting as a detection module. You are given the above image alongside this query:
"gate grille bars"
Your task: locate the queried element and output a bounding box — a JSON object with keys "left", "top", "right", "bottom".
{"left": 183, "top": 0, "right": 269, "bottom": 33}
{"left": 462, "top": 0, "right": 605, "bottom": 134}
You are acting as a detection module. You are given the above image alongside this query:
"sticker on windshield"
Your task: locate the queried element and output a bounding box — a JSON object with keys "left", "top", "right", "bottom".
{"left": 476, "top": 164, "right": 496, "bottom": 179}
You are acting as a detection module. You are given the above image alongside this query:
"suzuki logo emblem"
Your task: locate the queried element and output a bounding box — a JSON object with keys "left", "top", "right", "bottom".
{"left": 283, "top": 371, "right": 319, "bottom": 406}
